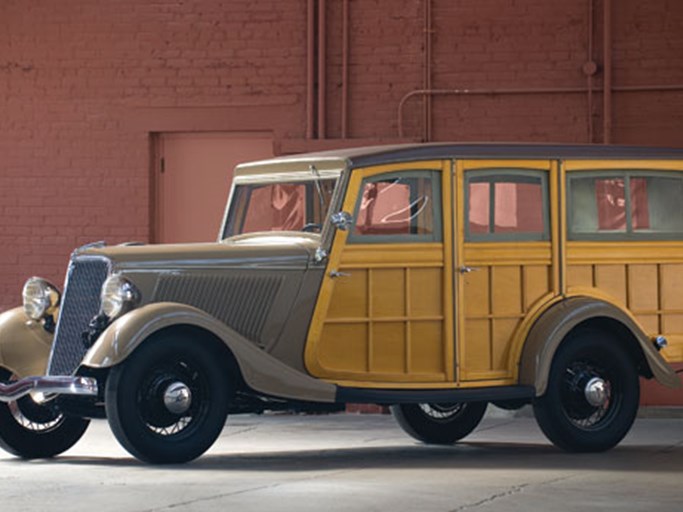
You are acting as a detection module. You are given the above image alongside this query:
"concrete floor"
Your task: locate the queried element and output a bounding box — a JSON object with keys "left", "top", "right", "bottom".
{"left": 0, "top": 411, "right": 682, "bottom": 511}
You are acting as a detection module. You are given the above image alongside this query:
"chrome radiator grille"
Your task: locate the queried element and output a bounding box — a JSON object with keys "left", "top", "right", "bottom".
{"left": 47, "top": 258, "right": 109, "bottom": 376}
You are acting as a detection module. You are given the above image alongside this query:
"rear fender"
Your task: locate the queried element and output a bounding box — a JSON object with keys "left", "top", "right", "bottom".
{"left": 519, "top": 297, "right": 681, "bottom": 396}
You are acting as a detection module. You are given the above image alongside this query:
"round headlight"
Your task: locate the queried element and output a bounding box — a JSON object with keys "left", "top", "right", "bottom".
{"left": 22, "top": 277, "right": 60, "bottom": 321}
{"left": 100, "top": 274, "right": 139, "bottom": 319}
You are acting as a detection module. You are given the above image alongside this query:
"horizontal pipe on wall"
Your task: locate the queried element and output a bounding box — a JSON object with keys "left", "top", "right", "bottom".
{"left": 397, "top": 85, "right": 683, "bottom": 139}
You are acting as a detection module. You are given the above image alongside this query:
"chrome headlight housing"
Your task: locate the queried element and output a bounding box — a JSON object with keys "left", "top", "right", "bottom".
{"left": 22, "top": 277, "right": 61, "bottom": 321}
{"left": 100, "top": 274, "right": 140, "bottom": 319}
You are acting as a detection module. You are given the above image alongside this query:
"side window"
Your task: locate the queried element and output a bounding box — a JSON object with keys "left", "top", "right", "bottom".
{"left": 465, "top": 170, "right": 549, "bottom": 241}
{"left": 349, "top": 171, "right": 442, "bottom": 243}
{"left": 568, "top": 172, "right": 683, "bottom": 239}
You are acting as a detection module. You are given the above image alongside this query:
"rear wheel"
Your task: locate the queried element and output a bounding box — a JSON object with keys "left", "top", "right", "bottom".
{"left": 105, "top": 334, "right": 232, "bottom": 464}
{"left": 533, "top": 331, "right": 639, "bottom": 452}
{"left": 0, "top": 368, "right": 89, "bottom": 458}
{"left": 391, "top": 401, "right": 487, "bottom": 444}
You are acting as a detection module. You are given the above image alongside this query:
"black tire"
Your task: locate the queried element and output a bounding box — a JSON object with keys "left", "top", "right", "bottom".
{"left": 105, "top": 333, "right": 232, "bottom": 464}
{"left": 0, "top": 368, "right": 89, "bottom": 459}
{"left": 391, "top": 401, "right": 488, "bottom": 444}
{"left": 533, "top": 330, "right": 639, "bottom": 452}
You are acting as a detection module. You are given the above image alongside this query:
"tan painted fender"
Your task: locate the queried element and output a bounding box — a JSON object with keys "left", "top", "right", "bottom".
{"left": 519, "top": 297, "right": 681, "bottom": 396}
{"left": 0, "top": 307, "right": 53, "bottom": 378}
{"left": 82, "top": 302, "right": 337, "bottom": 403}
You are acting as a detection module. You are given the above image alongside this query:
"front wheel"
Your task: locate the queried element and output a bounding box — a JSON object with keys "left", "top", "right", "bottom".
{"left": 105, "top": 333, "right": 232, "bottom": 464}
{"left": 391, "top": 401, "right": 488, "bottom": 444}
{"left": 533, "top": 331, "right": 639, "bottom": 452}
{"left": 0, "top": 368, "right": 89, "bottom": 459}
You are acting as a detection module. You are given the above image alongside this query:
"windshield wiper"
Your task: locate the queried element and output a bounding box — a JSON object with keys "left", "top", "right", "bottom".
{"left": 309, "top": 165, "right": 325, "bottom": 219}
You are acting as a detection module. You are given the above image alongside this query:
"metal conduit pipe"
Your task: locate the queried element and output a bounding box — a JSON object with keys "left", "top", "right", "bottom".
{"left": 341, "top": 0, "right": 350, "bottom": 139}
{"left": 423, "top": 0, "right": 433, "bottom": 142}
{"left": 306, "top": 0, "right": 315, "bottom": 139}
{"left": 603, "top": 0, "right": 613, "bottom": 144}
{"left": 586, "top": 0, "right": 595, "bottom": 143}
{"left": 397, "top": 84, "right": 683, "bottom": 139}
{"left": 318, "top": 0, "right": 327, "bottom": 139}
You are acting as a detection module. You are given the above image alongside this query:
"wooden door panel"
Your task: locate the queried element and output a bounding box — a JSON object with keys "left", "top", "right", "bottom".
{"left": 457, "top": 160, "right": 558, "bottom": 384}
{"left": 315, "top": 247, "right": 448, "bottom": 382}
{"left": 459, "top": 256, "right": 552, "bottom": 380}
{"left": 305, "top": 161, "right": 454, "bottom": 387}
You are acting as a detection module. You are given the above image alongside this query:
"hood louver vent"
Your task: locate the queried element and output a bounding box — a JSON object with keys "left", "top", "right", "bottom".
{"left": 153, "top": 273, "right": 284, "bottom": 343}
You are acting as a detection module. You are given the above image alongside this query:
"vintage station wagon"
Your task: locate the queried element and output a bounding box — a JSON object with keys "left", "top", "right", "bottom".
{"left": 0, "top": 143, "right": 682, "bottom": 463}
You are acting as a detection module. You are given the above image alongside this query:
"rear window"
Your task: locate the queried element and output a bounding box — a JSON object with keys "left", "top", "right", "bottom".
{"left": 568, "top": 172, "right": 683, "bottom": 239}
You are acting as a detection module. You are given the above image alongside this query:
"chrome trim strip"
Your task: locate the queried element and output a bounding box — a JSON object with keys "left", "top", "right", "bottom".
{"left": 233, "top": 169, "right": 342, "bottom": 184}
{"left": 0, "top": 376, "right": 98, "bottom": 403}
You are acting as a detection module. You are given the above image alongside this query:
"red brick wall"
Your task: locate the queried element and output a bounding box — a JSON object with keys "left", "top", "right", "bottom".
{"left": 1, "top": 0, "right": 682, "bottom": 403}
{"left": 2, "top": 0, "right": 683, "bottom": 308}
{"left": 0, "top": 0, "right": 310, "bottom": 306}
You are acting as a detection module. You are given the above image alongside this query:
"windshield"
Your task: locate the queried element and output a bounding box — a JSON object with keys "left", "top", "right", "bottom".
{"left": 223, "top": 178, "right": 338, "bottom": 237}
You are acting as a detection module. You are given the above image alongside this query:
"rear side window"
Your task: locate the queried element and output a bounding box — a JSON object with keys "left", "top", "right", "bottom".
{"left": 465, "top": 170, "right": 549, "bottom": 241}
{"left": 568, "top": 172, "right": 683, "bottom": 239}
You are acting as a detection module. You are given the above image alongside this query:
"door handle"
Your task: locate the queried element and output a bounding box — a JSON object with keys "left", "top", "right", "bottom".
{"left": 458, "top": 266, "right": 480, "bottom": 274}
{"left": 329, "top": 270, "right": 351, "bottom": 278}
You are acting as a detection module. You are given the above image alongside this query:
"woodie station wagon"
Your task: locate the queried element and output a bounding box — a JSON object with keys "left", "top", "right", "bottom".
{"left": 0, "top": 143, "right": 682, "bottom": 463}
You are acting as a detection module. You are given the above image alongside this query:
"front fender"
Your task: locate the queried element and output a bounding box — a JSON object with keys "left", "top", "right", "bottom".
{"left": 519, "top": 297, "right": 681, "bottom": 396}
{"left": 82, "top": 302, "right": 337, "bottom": 403}
{"left": 0, "top": 307, "right": 53, "bottom": 378}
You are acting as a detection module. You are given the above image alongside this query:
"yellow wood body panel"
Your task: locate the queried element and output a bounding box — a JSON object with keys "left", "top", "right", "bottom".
{"left": 563, "top": 159, "right": 683, "bottom": 363}
{"left": 305, "top": 160, "right": 455, "bottom": 385}
{"left": 306, "top": 156, "right": 683, "bottom": 391}
{"left": 564, "top": 159, "right": 683, "bottom": 171}
{"left": 566, "top": 240, "right": 683, "bottom": 364}
{"left": 456, "top": 160, "right": 558, "bottom": 382}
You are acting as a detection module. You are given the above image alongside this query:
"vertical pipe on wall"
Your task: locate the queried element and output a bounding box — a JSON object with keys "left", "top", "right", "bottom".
{"left": 423, "top": 0, "right": 433, "bottom": 142}
{"left": 603, "top": 0, "right": 613, "bottom": 144}
{"left": 587, "top": 0, "right": 594, "bottom": 143}
{"left": 318, "top": 0, "right": 327, "bottom": 139}
{"left": 307, "top": 0, "right": 315, "bottom": 139}
{"left": 341, "top": 0, "right": 350, "bottom": 139}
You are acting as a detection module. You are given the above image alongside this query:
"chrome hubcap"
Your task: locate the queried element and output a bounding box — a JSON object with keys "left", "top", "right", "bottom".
{"left": 584, "top": 377, "right": 608, "bottom": 407}
{"left": 163, "top": 381, "right": 192, "bottom": 415}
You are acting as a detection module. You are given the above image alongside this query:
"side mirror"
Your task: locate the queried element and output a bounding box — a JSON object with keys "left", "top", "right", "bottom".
{"left": 330, "top": 211, "right": 353, "bottom": 231}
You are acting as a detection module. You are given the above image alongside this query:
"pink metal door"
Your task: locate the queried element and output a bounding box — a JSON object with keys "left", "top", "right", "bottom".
{"left": 156, "top": 132, "right": 273, "bottom": 243}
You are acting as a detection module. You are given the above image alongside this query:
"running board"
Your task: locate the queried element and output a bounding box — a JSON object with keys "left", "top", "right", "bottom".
{"left": 335, "top": 385, "right": 535, "bottom": 405}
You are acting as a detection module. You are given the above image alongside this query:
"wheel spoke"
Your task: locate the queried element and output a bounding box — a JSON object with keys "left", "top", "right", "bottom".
{"left": 561, "top": 359, "right": 617, "bottom": 429}
{"left": 5, "top": 374, "right": 63, "bottom": 432}
{"left": 135, "top": 354, "right": 210, "bottom": 438}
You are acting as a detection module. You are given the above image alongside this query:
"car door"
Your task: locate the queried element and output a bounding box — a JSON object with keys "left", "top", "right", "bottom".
{"left": 455, "top": 159, "right": 560, "bottom": 385}
{"left": 305, "top": 160, "right": 455, "bottom": 387}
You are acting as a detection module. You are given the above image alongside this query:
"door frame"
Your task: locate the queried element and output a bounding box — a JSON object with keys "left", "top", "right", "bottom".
{"left": 305, "top": 159, "right": 456, "bottom": 388}
{"left": 454, "top": 159, "right": 560, "bottom": 386}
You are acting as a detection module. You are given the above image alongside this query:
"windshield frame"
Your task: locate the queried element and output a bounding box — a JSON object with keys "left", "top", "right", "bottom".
{"left": 219, "top": 164, "right": 346, "bottom": 242}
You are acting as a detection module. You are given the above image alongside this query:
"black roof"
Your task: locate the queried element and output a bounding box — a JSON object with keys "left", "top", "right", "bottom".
{"left": 238, "top": 142, "right": 683, "bottom": 175}
{"left": 338, "top": 142, "right": 683, "bottom": 169}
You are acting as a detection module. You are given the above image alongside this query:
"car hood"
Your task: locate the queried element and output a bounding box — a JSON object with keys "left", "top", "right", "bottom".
{"left": 78, "top": 233, "right": 320, "bottom": 271}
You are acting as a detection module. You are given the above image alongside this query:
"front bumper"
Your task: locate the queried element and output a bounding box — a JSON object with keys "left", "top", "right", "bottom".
{"left": 0, "top": 376, "right": 98, "bottom": 402}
